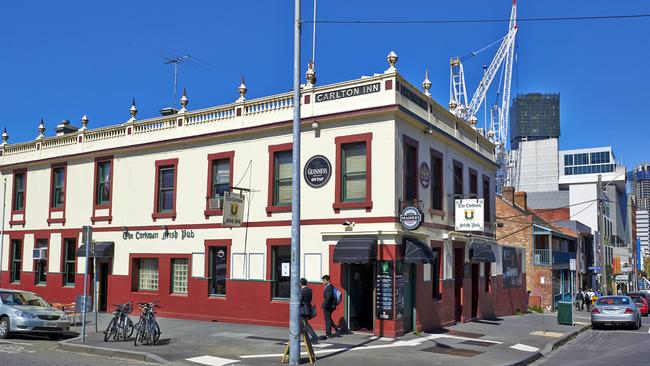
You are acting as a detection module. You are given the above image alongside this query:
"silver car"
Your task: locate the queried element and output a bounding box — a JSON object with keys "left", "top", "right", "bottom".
{"left": 591, "top": 295, "right": 642, "bottom": 330}
{"left": 0, "top": 289, "right": 71, "bottom": 339}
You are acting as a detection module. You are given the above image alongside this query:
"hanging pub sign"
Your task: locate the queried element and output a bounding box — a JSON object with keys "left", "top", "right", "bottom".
{"left": 303, "top": 155, "right": 332, "bottom": 188}
{"left": 454, "top": 199, "right": 484, "bottom": 231}
{"left": 223, "top": 191, "right": 245, "bottom": 227}
{"left": 399, "top": 206, "right": 423, "bottom": 231}
{"left": 419, "top": 162, "right": 430, "bottom": 189}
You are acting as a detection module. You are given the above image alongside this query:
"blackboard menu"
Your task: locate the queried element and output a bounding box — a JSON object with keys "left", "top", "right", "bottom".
{"left": 376, "top": 260, "right": 394, "bottom": 320}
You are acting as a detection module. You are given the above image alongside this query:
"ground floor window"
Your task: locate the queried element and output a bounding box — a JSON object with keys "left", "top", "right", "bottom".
{"left": 271, "top": 246, "right": 291, "bottom": 299}
{"left": 135, "top": 258, "right": 159, "bottom": 291}
{"left": 209, "top": 247, "right": 227, "bottom": 296}
{"left": 10, "top": 239, "right": 22, "bottom": 283}
{"left": 63, "top": 238, "right": 76, "bottom": 286}
{"left": 432, "top": 247, "right": 442, "bottom": 299}
{"left": 171, "top": 259, "right": 188, "bottom": 294}
{"left": 34, "top": 239, "right": 48, "bottom": 285}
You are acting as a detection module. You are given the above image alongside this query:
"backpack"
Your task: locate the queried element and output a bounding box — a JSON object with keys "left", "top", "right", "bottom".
{"left": 332, "top": 286, "right": 342, "bottom": 306}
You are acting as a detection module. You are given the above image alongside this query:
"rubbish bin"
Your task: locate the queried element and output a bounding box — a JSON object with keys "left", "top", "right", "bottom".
{"left": 557, "top": 301, "right": 573, "bottom": 325}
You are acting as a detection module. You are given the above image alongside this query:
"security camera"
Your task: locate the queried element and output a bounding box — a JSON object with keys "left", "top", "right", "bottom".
{"left": 342, "top": 221, "right": 352, "bottom": 226}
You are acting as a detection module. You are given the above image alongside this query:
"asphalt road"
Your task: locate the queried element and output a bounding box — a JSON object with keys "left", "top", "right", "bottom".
{"left": 0, "top": 334, "right": 151, "bottom": 366}
{"left": 537, "top": 318, "right": 650, "bottom": 366}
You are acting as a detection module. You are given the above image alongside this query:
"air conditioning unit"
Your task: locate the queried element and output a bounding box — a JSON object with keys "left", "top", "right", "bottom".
{"left": 209, "top": 197, "right": 223, "bottom": 210}
{"left": 33, "top": 248, "right": 48, "bottom": 260}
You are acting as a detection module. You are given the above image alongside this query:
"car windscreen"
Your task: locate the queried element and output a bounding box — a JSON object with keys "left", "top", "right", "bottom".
{"left": 0, "top": 292, "right": 48, "bottom": 307}
{"left": 596, "top": 297, "right": 630, "bottom": 306}
{"left": 630, "top": 295, "right": 644, "bottom": 302}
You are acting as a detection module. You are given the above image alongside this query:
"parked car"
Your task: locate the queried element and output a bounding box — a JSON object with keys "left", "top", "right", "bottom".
{"left": 628, "top": 293, "right": 650, "bottom": 317}
{"left": 0, "top": 289, "right": 70, "bottom": 339}
{"left": 591, "top": 296, "right": 641, "bottom": 330}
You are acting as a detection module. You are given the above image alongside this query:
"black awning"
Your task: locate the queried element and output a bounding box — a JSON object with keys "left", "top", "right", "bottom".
{"left": 404, "top": 239, "right": 437, "bottom": 264}
{"left": 333, "top": 237, "right": 377, "bottom": 264}
{"left": 469, "top": 241, "right": 496, "bottom": 263}
{"left": 76, "top": 242, "right": 114, "bottom": 258}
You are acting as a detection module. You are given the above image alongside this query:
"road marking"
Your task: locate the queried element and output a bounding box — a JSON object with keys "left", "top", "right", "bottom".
{"left": 0, "top": 340, "right": 32, "bottom": 346}
{"left": 0, "top": 345, "right": 35, "bottom": 354}
{"left": 186, "top": 355, "right": 239, "bottom": 366}
{"left": 529, "top": 331, "right": 563, "bottom": 338}
{"left": 648, "top": 326, "right": 650, "bottom": 334}
{"left": 510, "top": 343, "right": 539, "bottom": 353}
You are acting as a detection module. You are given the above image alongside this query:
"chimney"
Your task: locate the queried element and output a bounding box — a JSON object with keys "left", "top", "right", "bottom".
{"left": 502, "top": 186, "right": 515, "bottom": 205}
{"left": 55, "top": 120, "right": 78, "bottom": 136}
{"left": 514, "top": 191, "right": 528, "bottom": 210}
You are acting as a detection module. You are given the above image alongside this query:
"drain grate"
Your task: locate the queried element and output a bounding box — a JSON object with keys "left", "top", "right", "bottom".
{"left": 460, "top": 340, "right": 495, "bottom": 347}
{"left": 420, "top": 346, "right": 484, "bottom": 357}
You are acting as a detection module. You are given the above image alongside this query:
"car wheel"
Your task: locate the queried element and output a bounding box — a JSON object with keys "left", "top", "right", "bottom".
{"left": 48, "top": 334, "right": 62, "bottom": 341}
{"left": 0, "top": 317, "right": 10, "bottom": 339}
{"left": 591, "top": 323, "right": 599, "bottom": 330}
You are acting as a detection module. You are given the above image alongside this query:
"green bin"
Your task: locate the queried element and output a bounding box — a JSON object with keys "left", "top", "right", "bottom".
{"left": 557, "top": 301, "right": 573, "bottom": 325}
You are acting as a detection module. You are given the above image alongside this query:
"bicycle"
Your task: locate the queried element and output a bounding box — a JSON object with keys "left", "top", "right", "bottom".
{"left": 133, "top": 300, "right": 161, "bottom": 346}
{"left": 104, "top": 301, "right": 134, "bottom": 342}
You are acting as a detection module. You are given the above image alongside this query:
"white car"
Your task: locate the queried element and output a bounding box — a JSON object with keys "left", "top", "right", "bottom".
{"left": 0, "top": 289, "right": 71, "bottom": 339}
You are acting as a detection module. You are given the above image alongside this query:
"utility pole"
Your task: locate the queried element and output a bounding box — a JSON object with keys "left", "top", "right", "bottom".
{"left": 598, "top": 174, "right": 607, "bottom": 295}
{"left": 288, "top": 0, "right": 302, "bottom": 364}
{"left": 0, "top": 179, "right": 6, "bottom": 287}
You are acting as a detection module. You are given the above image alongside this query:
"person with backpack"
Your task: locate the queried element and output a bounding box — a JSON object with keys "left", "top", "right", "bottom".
{"left": 575, "top": 290, "right": 584, "bottom": 311}
{"left": 320, "top": 274, "right": 341, "bottom": 339}
{"left": 299, "top": 278, "right": 319, "bottom": 344}
{"left": 584, "top": 289, "right": 593, "bottom": 311}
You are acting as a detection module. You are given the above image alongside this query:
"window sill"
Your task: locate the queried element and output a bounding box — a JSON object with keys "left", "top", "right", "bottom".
{"left": 9, "top": 220, "right": 26, "bottom": 227}
{"left": 170, "top": 293, "right": 188, "bottom": 297}
{"left": 91, "top": 215, "right": 112, "bottom": 223}
{"left": 151, "top": 211, "right": 176, "bottom": 221}
{"left": 271, "top": 298, "right": 290, "bottom": 303}
{"left": 266, "top": 205, "right": 291, "bottom": 216}
{"left": 35, "top": 284, "right": 47, "bottom": 287}
{"left": 428, "top": 209, "right": 445, "bottom": 218}
{"left": 204, "top": 209, "right": 224, "bottom": 218}
{"left": 332, "top": 200, "right": 373, "bottom": 213}
{"left": 208, "top": 295, "right": 227, "bottom": 300}
{"left": 47, "top": 218, "right": 66, "bottom": 225}
{"left": 131, "top": 290, "right": 159, "bottom": 295}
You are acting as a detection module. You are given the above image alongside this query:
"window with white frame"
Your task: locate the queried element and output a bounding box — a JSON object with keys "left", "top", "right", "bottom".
{"left": 171, "top": 259, "right": 188, "bottom": 294}
{"left": 136, "top": 258, "right": 159, "bottom": 291}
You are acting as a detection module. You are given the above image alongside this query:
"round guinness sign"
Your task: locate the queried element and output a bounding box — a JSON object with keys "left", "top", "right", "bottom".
{"left": 399, "top": 206, "right": 423, "bottom": 231}
{"left": 304, "top": 155, "right": 332, "bottom": 188}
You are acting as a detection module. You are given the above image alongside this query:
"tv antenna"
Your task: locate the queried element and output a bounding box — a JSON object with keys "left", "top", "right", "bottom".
{"left": 159, "top": 47, "right": 211, "bottom": 106}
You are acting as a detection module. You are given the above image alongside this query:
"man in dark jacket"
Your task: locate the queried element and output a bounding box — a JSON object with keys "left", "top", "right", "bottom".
{"left": 300, "top": 278, "right": 319, "bottom": 343}
{"left": 320, "top": 275, "right": 340, "bottom": 339}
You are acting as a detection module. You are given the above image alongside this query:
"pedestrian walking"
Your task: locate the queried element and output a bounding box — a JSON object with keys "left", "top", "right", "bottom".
{"left": 320, "top": 275, "right": 340, "bottom": 340}
{"left": 585, "top": 289, "right": 593, "bottom": 311}
{"left": 299, "top": 278, "right": 319, "bottom": 344}
{"left": 576, "top": 290, "right": 584, "bottom": 311}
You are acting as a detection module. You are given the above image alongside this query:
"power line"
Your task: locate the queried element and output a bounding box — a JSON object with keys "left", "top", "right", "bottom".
{"left": 303, "top": 13, "right": 650, "bottom": 25}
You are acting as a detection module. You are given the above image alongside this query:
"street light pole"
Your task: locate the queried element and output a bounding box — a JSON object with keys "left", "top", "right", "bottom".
{"left": 598, "top": 174, "right": 607, "bottom": 295}
{"left": 288, "top": 0, "right": 302, "bottom": 364}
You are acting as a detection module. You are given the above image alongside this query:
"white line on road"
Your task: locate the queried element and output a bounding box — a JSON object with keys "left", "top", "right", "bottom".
{"left": 0, "top": 340, "right": 32, "bottom": 346}
{"left": 648, "top": 326, "right": 650, "bottom": 334}
{"left": 186, "top": 355, "right": 239, "bottom": 366}
{"left": 510, "top": 343, "right": 539, "bottom": 353}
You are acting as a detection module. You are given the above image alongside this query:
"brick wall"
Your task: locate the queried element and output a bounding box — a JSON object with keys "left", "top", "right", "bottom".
{"left": 531, "top": 208, "right": 570, "bottom": 223}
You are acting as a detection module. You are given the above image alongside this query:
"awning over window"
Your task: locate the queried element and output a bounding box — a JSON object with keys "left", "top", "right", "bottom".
{"left": 404, "top": 239, "right": 437, "bottom": 264}
{"left": 333, "top": 237, "right": 377, "bottom": 264}
{"left": 76, "top": 242, "right": 115, "bottom": 258}
{"left": 469, "top": 241, "right": 496, "bottom": 263}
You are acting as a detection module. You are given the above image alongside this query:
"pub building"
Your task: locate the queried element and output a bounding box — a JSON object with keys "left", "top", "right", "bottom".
{"left": 0, "top": 53, "right": 526, "bottom": 337}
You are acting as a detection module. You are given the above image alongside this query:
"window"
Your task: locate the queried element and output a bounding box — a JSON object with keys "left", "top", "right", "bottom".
{"left": 575, "top": 153, "right": 588, "bottom": 165}
{"left": 484, "top": 262, "right": 491, "bottom": 292}
{"left": 63, "top": 239, "right": 76, "bottom": 286}
{"left": 95, "top": 160, "right": 112, "bottom": 205}
{"left": 432, "top": 246, "right": 442, "bottom": 300}
{"left": 205, "top": 152, "right": 234, "bottom": 216}
{"left": 469, "top": 169, "right": 478, "bottom": 198}
{"left": 135, "top": 258, "right": 159, "bottom": 291}
{"left": 12, "top": 172, "right": 25, "bottom": 212}
{"left": 430, "top": 150, "right": 443, "bottom": 211}
{"left": 341, "top": 142, "right": 367, "bottom": 202}
{"left": 334, "top": 133, "right": 373, "bottom": 212}
{"left": 153, "top": 159, "right": 178, "bottom": 219}
{"left": 171, "top": 259, "right": 188, "bottom": 294}
{"left": 34, "top": 239, "right": 48, "bottom": 285}
{"left": 482, "top": 175, "right": 491, "bottom": 223}
{"left": 453, "top": 161, "right": 464, "bottom": 199}
{"left": 564, "top": 155, "right": 573, "bottom": 166}
{"left": 51, "top": 167, "right": 65, "bottom": 209}
{"left": 209, "top": 246, "right": 228, "bottom": 296}
{"left": 10, "top": 239, "right": 21, "bottom": 283}
{"left": 272, "top": 246, "right": 291, "bottom": 299}
{"left": 273, "top": 151, "right": 292, "bottom": 206}
{"left": 403, "top": 136, "right": 418, "bottom": 202}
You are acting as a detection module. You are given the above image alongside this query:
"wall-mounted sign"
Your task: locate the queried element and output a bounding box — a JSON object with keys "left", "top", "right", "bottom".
{"left": 399, "top": 83, "right": 428, "bottom": 110}
{"left": 399, "top": 206, "right": 423, "bottom": 231}
{"left": 419, "top": 162, "right": 430, "bottom": 189}
{"left": 502, "top": 246, "right": 523, "bottom": 288}
{"left": 454, "top": 199, "right": 484, "bottom": 231}
{"left": 376, "top": 260, "right": 394, "bottom": 320}
{"left": 123, "top": 229, "right": 195, "bottom": 240}
{"left": 315, "top": 83, "right": 380, "bottom": 103}
{"left": 304, "top": 155, "right": 332, "bottom": 188}
{"left": 223, "top": 191, "right": 245, "bottom": 227}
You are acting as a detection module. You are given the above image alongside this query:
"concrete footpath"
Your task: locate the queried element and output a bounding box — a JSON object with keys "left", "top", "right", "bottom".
{"left": 58, "top": 310, "right": 591, "bottom": 366}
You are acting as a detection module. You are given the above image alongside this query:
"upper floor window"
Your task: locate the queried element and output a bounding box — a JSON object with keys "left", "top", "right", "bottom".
{"left": 341, "top": 142, "right": 367, "bottom": 202}
{"left": 152, "top": 159, "right": 178, "bottom": 220}
{"left": 13, "top": 171, "right": 25, "bottom": 212}
{"left": 273, "top": 150, "right": 292, "bottom": 206}
{"left": 403, "top": 136, "right": 418, "bottom": 202}
{"left": 51, "top": 167, "right": 65, "bottom": 209}
{"left": 95, "top": 160, "right": 112, "bottom": 205}
{"left": 211, "top": 160, "right": 230, "bottom": 203}
{"left": 564, "top": 154, "right": 573, "bottom": 166}
{"left": 469, "top": 169, "right": 478, "bottom": 198}
{"left": 430, "top": 150, "right": 443, "bottom": 211}
{"left": 453, "top": 161, "right": 464, "bottom": 198}
{"left": 483, "top": 175, "right": 491, "bottom": 223}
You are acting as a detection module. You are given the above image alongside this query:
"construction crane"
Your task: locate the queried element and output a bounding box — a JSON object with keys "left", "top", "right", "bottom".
{"left": 449, "top": 1, "right": 517, "bottom": 190}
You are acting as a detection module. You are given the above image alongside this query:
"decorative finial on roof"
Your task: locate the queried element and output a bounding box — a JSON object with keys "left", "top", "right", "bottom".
{"left": 386, "top": 51, "right": 398, "bottom": 73}
{"left": 129, "top": 98, "right": 138, "bottom": 122}
{"left": 468, "top": 115, "right": 478, "bottom": 128}
{"left": 1, "top": 127, "right": 8, "bottom": 145}
{"left": 237, "top": 76, "right": 247, "bottom": 102}
{"left": 80, "top": 115, "right": 89, "bottom": 131}
{"left": 305, "top": 61, "right": 316, "bottom": 88}
{"left": 422, "top": 67, "right": 432, "bottom": 97}
{"left": 179, "top": 87, "right": 188, "bottom": 112}
{"left": 37, "top": 118, "right": 45, "bottom": 139}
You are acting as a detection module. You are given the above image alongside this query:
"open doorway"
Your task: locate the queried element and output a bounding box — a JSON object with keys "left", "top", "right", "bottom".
{"left": 471, "top": 263, "right": 479, "bottom": 319}
{"left": 454, "top": 248, "right": 464, "bottom": 323}
{"left": 98, "top": 261, "right": 111, "bottom": 312}
{"left": 347, "top": 263, "right": 374, "bottom": 332}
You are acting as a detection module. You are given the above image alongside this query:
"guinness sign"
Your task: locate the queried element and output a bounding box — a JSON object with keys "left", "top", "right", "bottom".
{"left": 304, "top": 155, "right": 332, "bottom": 188}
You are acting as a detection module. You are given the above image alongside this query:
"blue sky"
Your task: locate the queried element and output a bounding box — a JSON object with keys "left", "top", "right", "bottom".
{"left": 1, "top": 0, "right": 648, "bottom": 167}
